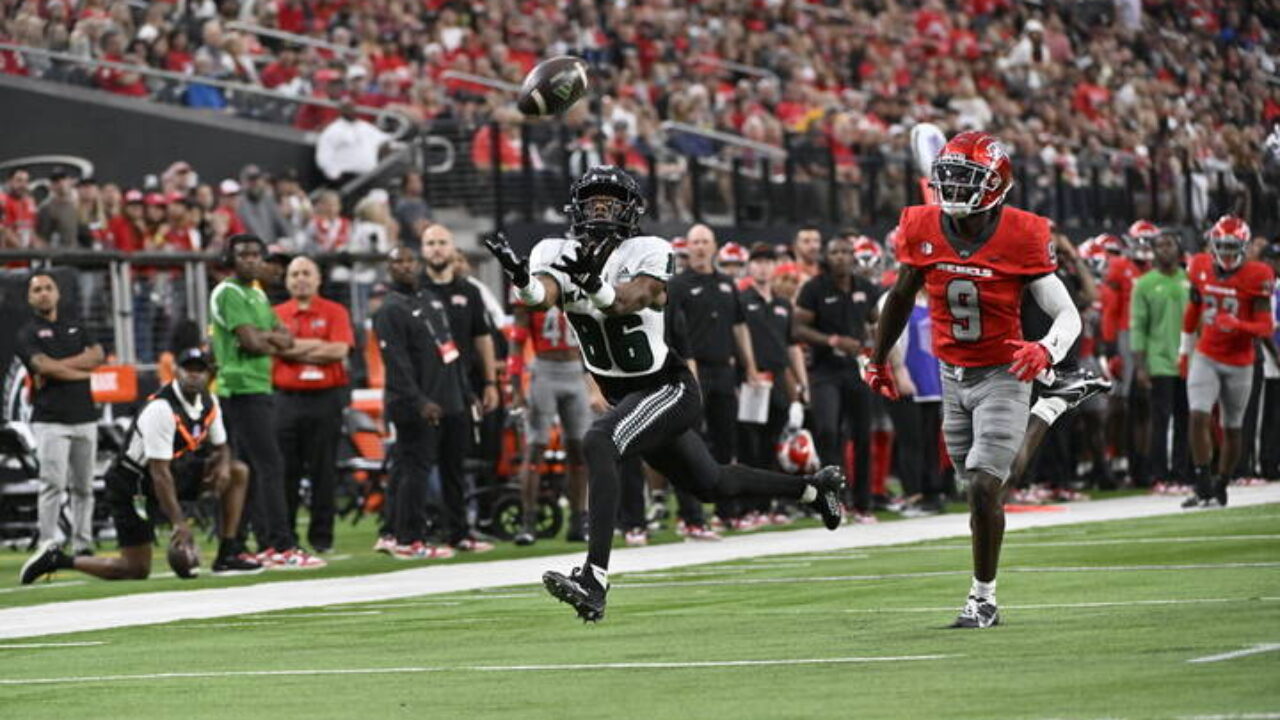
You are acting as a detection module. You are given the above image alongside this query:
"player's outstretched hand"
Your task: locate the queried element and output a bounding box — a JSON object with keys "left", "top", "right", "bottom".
{"left": 1213, "top": 312, "right": 1241, "bottom": 332}
{"left": 1006, "top": 339, "right": 1051, "bottom": 382}
{"left": 552, "top": 244, "right": 608, "bottom": 293}
{"left": 482, "top": 231, "right": 529, "bottom": 287}
{"left": 862, "top": 360, "right": 900, "bottom": 401}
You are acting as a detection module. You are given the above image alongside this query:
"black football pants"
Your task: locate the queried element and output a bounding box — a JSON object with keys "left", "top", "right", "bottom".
{"left": 584, "top": 370, "right": 813, "bottom": 571}
{"left": 810, "top": 371, "right": 871, "bottom": 513}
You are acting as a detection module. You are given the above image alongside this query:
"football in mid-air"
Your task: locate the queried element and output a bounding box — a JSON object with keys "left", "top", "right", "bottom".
{"left": 167, "top": 536, "right": 200, "bottom": 579}
{"left": 517, "top": 56, "right": 590, "bottom": 117}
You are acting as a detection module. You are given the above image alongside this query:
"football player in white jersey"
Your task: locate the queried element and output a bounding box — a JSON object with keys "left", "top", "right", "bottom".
{"left": 484, "top": 166, "right": 845, "bottom": 622}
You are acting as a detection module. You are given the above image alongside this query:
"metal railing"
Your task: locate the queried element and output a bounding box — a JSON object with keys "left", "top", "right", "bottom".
{"left": 0, "top": 42, "right": 414, "bottom": 139}
{"left": 225, "top": 21, "right": 361, "bottom": 59}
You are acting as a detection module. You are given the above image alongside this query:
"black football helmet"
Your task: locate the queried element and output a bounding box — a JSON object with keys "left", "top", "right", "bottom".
{"left": 565, "top": 165, "right": 645, "bottom": 248}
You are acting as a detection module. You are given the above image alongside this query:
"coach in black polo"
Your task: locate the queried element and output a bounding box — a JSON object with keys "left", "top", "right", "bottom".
{"left": 667, "top": 224, "right": 765, "bottom": 530}
{"left": 16, "top": 270, "right": 103, "bottom": 554}
{"left": 793, "top": 234, "right": 880, "bottom": 520}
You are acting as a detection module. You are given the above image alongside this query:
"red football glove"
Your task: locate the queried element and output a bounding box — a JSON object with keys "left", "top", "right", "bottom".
{"left": 1006, "top": 340, "right": 1052, "bottom": 382}
{"left": 1213, "top": 312, "right": 1240, "bottom": 332}
{"left": 1178, "top": 354, "right": 1189, "bottom": 379}
{"left": 1107, "top": 354, "right": 1124, "bottom": 380}
{"left": 863, "top": 361, "right": 900, "bottom": 401}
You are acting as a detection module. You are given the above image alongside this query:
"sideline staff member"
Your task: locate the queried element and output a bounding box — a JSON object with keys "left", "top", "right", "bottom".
{"left": 211, "top": 234, "right": 324, "bottom": 569}
{"left": 16, "top": 271, "right": 103, "bottom": 554}
{"left": 374, "top": 247, "right": 470, "bottom": 558}
{"left": 273, "top": 256, "right": 354, "bottom": 553}
{"left": 20, "top": 349, "right": 262, "bottom": 583}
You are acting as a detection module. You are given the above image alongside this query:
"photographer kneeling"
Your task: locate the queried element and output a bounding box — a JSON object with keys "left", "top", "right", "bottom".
{"left": 20, "top": 349, "right": 263, "bottom": 583}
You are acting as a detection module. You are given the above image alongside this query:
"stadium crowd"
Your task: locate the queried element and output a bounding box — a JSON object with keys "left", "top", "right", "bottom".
{"left": 3, "top": 0, "right": 1279, "bottom": 577}
{"left": 1, "top": 0, "right": 1278, "bottom": 227}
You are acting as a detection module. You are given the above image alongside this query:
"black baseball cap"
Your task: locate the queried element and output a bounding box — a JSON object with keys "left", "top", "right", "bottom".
{"left": 176, "top": 347, "right": 213, "bottom": 370}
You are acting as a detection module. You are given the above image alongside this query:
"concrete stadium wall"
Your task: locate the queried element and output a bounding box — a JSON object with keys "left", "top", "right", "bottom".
{"left": 0, "top": 74, "right": 319, "bottom": 188}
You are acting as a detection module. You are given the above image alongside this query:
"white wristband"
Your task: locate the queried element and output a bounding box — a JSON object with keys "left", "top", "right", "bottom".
{"left": 516, "top": 277, "right": 546, "bottom": 306}
{"left": 1179, "top": 332, "right": 1195, "bottom": 356}
{"left": 588, "top": 283, "right": 616, "bottom": 310}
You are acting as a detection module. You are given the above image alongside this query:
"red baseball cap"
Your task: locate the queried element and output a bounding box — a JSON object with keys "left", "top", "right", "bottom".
{"left": 123, "top": 189, "right": 144, "bottom": 204}
{"left": 144, "top": 192, "right": 167, "bottom": 207}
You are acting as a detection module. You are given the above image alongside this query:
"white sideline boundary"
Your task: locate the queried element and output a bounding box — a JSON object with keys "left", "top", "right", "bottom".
{"left": 1187, "top": 643, "right": 1280, "bottom": 664}
{"left": 2, "top": 484, "right": 1277, "bottom": 640}
{"left": 0, "top": 654, "right": 956, "bottom": 686}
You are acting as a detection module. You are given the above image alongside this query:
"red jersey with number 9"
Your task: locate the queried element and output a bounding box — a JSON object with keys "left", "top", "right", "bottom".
{"left": 1187, "top": 253, "right": 1276, "bottom": 366}
{"left": 896, "top": 204, "right": 1057, "bottom": 367}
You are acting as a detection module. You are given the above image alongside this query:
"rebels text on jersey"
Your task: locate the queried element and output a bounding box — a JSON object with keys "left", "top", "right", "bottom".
{"left": 896, "top": 204, "right": 1057, "bottom": 367}
{"left": 530, "top": 235, "right": 675, "bottom": 378}
{"left": 1187, "top": 253, "right": 1276, "bottom": 366}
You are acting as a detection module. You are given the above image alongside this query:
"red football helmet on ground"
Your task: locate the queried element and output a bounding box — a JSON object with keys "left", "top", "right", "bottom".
{"left": 929, "top": 131, "right": 1014, "bottom": 217}
{"left": 776, "top": 429, "right": 820, "bottom": 474}
{"left": 1206, "top": 215, "right": 1251, "bottom": 271}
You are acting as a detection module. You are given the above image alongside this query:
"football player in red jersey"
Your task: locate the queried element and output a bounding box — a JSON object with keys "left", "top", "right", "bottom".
{"left": 508, "top": 299, "right": 593, "bottom": 545}
{"left": 1179, "top": 216, "right": 1277, "bottom": 508}
{"left": 1102, "top": 221, "right": 1155, "bottom": 482}
{"left": 866, "top": 131, "right": 1084, "bottom": 629}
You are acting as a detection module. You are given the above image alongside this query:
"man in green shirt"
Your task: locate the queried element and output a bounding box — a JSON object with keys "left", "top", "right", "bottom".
{"left": 1130, "top": 232, "right": 1191, "bottom": 490}
{"left": 210, "top": 234, "right": 325, "bottom": 569}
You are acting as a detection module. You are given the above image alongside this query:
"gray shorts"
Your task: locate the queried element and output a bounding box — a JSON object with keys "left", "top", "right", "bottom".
{"left": 1186, "top": 351, "right": 1253, "bottom": 428}
{"left": 1113, "top": 329, "right": 1134, "bottom": 396}
{"left": 527, "top": 357, "right": 592, "bottom": 445}
{"left": 941, "top": 363, "right": 1032, "bottom": 483}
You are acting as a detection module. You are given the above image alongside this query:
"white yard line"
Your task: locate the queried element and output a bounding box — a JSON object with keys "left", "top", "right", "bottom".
{"left": 1187, "top": 644, "right": 1280, "bottom": 664}
{"left": 618, "top": 562, "right": 1280, "bottom": 589}
{"left": 1, "top": 484, "right": 1277, "bottom": 640}
{"left": 633, "top": 597, "right": 1269, "bottom": 618}
{"left": 0, "top": 641, "right": 106, "bottom": 649}
{"left": 0, "top": 580, "right": 86, "bottom": 595}
{"left": 0, "top": 654, "right": 956, "bottom": 686}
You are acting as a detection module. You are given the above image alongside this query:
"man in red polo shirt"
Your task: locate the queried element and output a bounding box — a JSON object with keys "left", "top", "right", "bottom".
{"left": 273, "top": 255, "right": 355, "bottom": 553}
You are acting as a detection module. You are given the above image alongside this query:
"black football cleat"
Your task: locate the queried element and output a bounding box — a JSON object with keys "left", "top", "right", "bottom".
{"left": 211, "top": 552, "right": 265, "bottom": 576}
{"left": 808, "top": 465, "right": 845, "bottom": 530}
{"left": 1213, "top": 479, "right": 1229, "bottom": 507}
{"left": 513, "top": 528, "right": 537, "bottom": 546}
{"left": 1039, "top": 367, "right": 1111, "bottom": 410}
{"left": 950, "top": 595, "right": 1000, "bottom": 629}
{"left": 20, "top": 540, "right": 66, "bottom": 585}
{"left": 543, "top": 566, "right": 607, "bottom": 622}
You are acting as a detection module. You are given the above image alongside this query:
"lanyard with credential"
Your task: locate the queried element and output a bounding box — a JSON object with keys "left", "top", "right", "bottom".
{"left": 417, "top": 295, "right": 460, "bottom": 364}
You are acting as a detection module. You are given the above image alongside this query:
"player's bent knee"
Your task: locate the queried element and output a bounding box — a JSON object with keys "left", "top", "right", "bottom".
{"left": 230, "top": 461, "right": 249, "bottom": 483}
{"left": 582, "top": 429, "right": 620, "bottom": 465}
{"left": 967, "top": 473, "right": 1004, "bottom": 512}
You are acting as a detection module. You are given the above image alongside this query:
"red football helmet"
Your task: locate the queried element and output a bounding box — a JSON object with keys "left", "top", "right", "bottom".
{"left": 717, "top": 241, "right": 748, "bottom": 266}
{"left": 1206, "top": 215, "right": 1251, "bottom": 271}
{"left": 1078, "top": 235, "right": 1110, "bottom": 278}
{"left": 852, "top": 236, "right": 883, "bottom": 271}
{"left": 1097, "top": 233, "right": 1125, "bottom": 255}
{"left": 1126, "top": 220, "right": 1159, "bottom": 263}
{"left": 929, "top": 131, "right": 1014, "bottom": 217}
{"left": 776, "top": 429, "right": 820, "bottom": 474}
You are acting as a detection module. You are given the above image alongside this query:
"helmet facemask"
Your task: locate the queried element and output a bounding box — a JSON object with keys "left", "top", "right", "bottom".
{"left": 930, "top": 156, "right": 1006, "bottom": 218}
{"left": 1211, "top": 235, "right": 1245, "bottom": 272}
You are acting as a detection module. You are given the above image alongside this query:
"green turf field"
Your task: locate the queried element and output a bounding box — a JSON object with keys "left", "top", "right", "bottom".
{"left": 1, "top": 504, "right": 1277, "bottom": 719}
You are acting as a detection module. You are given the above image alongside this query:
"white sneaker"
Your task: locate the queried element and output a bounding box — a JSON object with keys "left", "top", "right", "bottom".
{"left": 272, "top": 548, "right": 327, "bottom": 570}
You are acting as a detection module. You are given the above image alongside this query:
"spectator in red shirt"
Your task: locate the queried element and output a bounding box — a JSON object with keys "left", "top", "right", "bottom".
{"left": 1, "top": 169, "right": 40, "bottom": 248}
{"left": 272, "top": 255, "right": 354, "bottom": 553}
{"left": 94, "top": 31, "right": 148, "bottom": 97}
{"left": 307, "top": 189, "right": 351, "bottom": 253}
{"left": 470, "top": 107, "right": 525, "bottom": 171}
{"left": 260, "top": 45, "right": 301, "bottom": 89}
{"left": 294, "top": 70, "right": 345, "bottom": 131}
{"left": 213, "top": 179, "right": 248, "bottom": 237}
{"left": 106, "top": 189, "right": 146, "bottom": 252}
{"left": 161, "top": 193, "right": 200, "bottom": 251}
{"left": 165, "top": 28, "right": 194, "bottom": 74}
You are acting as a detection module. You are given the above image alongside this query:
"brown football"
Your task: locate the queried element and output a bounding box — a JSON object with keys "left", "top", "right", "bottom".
{"left": 517, "top": 56, "right": 590, "bottom": 117}
{"left": 167, "top": 537, "right": 200, "bottom": 579}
